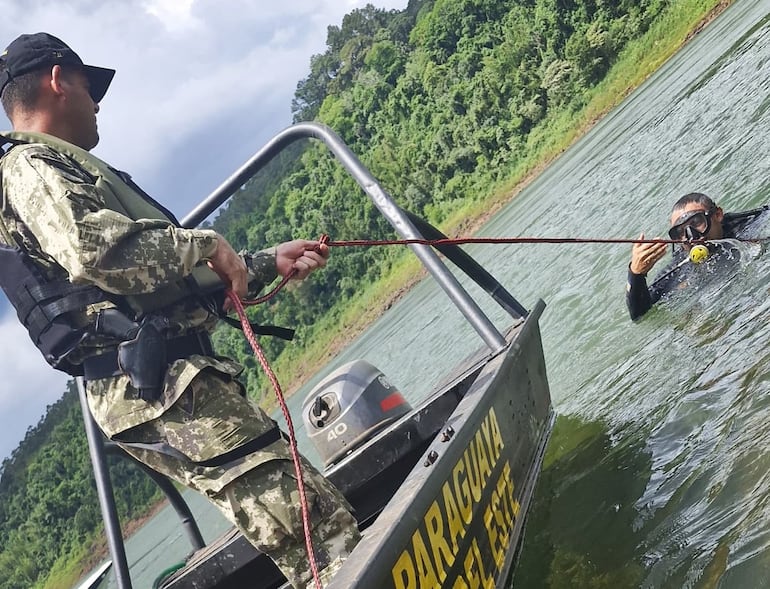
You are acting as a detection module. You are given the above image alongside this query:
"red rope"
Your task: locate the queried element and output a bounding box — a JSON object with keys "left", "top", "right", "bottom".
{"left": 239, "top": 272, "right": 294, "bottom": 307}
{"left": 323, "top": 235, "right": 769, "bottom": 247}
{"left": 225, "top": 288, "right": 322, "bottom": 589}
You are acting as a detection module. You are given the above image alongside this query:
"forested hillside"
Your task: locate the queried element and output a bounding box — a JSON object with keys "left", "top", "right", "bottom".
{"left": 0, "top": 384, "right": 159, "bottom": 588}
{"left": 0, "top": 0, "right": 726, "bottom": 587}
{"left": 211, "top": 0, "right": 671, "bottom": 395}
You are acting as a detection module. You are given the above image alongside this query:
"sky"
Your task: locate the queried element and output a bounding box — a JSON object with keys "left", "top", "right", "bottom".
{"left": 0, "top": 0, "right": 408, "bottom": 462}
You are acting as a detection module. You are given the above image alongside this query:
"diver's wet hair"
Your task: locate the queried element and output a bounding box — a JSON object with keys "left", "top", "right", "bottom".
{"left": 672, "top": 192, "right": 716, "bottom": 213}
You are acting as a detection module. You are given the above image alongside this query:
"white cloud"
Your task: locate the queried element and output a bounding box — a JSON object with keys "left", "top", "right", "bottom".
{"left": 0, "top": 0, "right": 408, "bottom": 460}
{"left": 142, "top": 0, "right": 203, "bottom": 33}
{"left": 0, "top": 314, "right": 70, "bottom": 460}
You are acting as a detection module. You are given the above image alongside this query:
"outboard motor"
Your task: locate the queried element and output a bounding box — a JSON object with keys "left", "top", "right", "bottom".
{"left": 303, "top": 360, "right": 412, "bottom": 467}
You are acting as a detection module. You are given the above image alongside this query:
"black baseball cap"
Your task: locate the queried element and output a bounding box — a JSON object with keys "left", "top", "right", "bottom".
{"left": 0, "top": 33, "right": 115, "bottom": 102}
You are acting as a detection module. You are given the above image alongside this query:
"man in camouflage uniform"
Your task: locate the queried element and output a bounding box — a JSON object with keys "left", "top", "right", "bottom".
{"left": 0, "top": 33, "right": 359, "bottom": 587}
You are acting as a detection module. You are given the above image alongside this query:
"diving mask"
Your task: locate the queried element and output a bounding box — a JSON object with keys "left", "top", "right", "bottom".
{"left": 668, "top": 208, "right": 714, "bottom": 241}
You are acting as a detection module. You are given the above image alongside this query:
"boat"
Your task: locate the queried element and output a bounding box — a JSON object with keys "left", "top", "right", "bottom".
{"left": 76, "top": 122, "right": 555, "bottom": 588}
{"left": 74, "top": 560, "right": 112, "bottom": 589}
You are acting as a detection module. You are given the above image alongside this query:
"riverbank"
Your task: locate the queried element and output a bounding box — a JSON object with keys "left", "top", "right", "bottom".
{"left": 42, "top": 497, "right": 169, "bottom": 589}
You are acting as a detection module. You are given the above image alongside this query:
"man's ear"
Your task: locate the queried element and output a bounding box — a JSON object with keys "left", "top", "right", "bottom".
{"left": 714, "top": 206, "right": 724, "bottom": 222}
{"left": 48, "top": 65, "right": 65, "bottom": 97}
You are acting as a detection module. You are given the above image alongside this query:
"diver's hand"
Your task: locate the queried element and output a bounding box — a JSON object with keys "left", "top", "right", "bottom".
{"left": 276, "top": 239, "right": 330, "bottom": 280}
{"left": 630, "top": 233, "right": 667, "bottom": 275}
{"left": 207, "top": 234, "right": 248, "bottom": 305}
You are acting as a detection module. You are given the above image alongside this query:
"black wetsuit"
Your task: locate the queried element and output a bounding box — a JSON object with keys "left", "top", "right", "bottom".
{"left": 626, "top": 206, "right": 769, "bottom": 320}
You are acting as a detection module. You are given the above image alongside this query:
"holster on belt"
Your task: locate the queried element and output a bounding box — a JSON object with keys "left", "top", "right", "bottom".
{"left": 95, "top": 309, "right": 170, "bottom": 402}
{"left": 118, "top": 318, "right": 169, "bottom": 402}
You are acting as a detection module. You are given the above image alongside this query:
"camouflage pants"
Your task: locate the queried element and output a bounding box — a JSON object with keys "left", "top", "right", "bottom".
{"left": 209, "top": 460, "right": 360, "bottom": 587}
{"left": 114, "top": 369, "right": 360, "bottom": 588}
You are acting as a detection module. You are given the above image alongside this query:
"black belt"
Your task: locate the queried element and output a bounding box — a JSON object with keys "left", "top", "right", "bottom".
{"left": 195, "top": 426, "right": 286, "bottom": 467}
{"left": 117, "top": 425, "right": 287, "bottom": 468}
{"left": 83, "top": 330, "right": 214, "bottom": 381}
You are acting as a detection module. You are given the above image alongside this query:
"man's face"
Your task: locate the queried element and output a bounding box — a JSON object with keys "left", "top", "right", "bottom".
{"left": 669, "top": 202, "right": 724, "bottom": 249}
{"left": 60, "top": 68, "right": 100, "bottom": 150}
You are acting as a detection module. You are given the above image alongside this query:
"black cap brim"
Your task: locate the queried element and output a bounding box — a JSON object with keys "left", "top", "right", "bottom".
{"left": 83, "top": 64, "right": 115, "bottom": 103}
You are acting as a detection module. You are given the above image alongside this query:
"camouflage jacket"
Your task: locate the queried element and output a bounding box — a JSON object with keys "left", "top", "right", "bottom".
{"left": 0, "top": 134, "right": 277, "bottom": 436}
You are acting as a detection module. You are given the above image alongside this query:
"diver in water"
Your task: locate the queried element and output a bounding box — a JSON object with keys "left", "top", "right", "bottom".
{"left": 626, "top": 192, "right": 768, "bottom": 320}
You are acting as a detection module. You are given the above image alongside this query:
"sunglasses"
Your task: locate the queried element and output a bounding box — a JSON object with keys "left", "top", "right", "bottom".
{"left": 668, "top": 209, "right": 714, "bottom": 241}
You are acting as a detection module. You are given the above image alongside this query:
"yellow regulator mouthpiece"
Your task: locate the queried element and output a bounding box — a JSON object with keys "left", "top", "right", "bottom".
{"left": 689, "top": 244, "right": 709, "bottom": 264}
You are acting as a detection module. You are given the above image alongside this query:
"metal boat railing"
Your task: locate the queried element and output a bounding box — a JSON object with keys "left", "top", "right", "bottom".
{"left": 184, "top": 121, "right": 524, "bottom": 350}
{"left": 78, "top": 122, "right": 528, "bottom": 588}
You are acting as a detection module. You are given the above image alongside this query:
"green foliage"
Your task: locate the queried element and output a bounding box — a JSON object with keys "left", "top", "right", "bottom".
{"left": 0, "top": 382, "right": 160, "bottom": 589}
{"left": 212, "top": 0, "right": 695, "bottom": 396}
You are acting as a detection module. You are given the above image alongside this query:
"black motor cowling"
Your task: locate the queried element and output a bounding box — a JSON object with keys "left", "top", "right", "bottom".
{"left": 302, "top": 360, "right": 412, "bottom": 467}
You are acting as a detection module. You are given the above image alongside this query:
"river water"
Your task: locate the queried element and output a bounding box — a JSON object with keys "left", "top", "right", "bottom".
{"left": 87, "top": 1, "right": 770, "bottom": 587}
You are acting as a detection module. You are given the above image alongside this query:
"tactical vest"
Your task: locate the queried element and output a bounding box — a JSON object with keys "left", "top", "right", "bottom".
{"left": 0, "top": 131, "right": 221, "bottom": 374}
